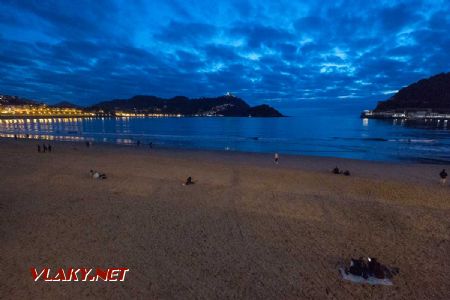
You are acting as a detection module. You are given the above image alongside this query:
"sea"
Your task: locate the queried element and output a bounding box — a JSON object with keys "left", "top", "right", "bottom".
{"left": 1, "top": 99, "right": 450, "bottom": 163}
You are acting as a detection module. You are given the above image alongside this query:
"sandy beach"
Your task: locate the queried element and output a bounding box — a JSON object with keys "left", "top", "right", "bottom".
{"left": 1, "top": 138, "right": 449, "bottom": 299}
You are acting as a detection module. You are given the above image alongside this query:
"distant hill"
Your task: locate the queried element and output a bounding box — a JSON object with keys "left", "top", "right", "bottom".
{"left": 50, "top": 101, "right": 82, "bottom": 109}
{"left": 247, "top": 104, "right": 283, "bottom": 117}
{"left": 375, "top": 72, "right": 450, "bottom": 113}
{"left": 0, "top": 95, "right": 38, "bottom": 106}
{"left": 1, "top": 93, "right": 284, "bottom": 117}
{"left": 90, "top": 95, "right": 284, "bottom": 117}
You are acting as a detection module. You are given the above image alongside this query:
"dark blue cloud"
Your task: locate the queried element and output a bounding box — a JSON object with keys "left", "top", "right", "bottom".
{"left": 229, "top": 23, "right": 294, "bottom": 48}
{"left": 154, "top": 21, "right": 217, "bottom": 44}
{"left": 0, "top": 0, "right": 449, "bottom": 106}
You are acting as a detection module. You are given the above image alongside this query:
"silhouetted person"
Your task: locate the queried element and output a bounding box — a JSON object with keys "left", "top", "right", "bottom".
{"left": 37, "top": 144, "right": 41, "bottom": 153}
{"left": 343, "top": 170, "right": 351, "bottom": 176}
{"left": 149, "top": 142, "right": 153, "bottom": 149}
{"left": 86, "top": 141, "right": 90, "bottom": 148}
{"left": 184, "top": 176, "right": 194, "bottom": 185}
{"left": 332, "top": 166, "right": 340, "bottom": 174}
{"left": 48, "top": 144, "right": 52, "bottom": 152}
{"left": 440, "top": 169, "right": 447, "bottom": 185}
{"left": 14, "top": 134, "right": 18, "bottom": 140}
{"left": 137, "top": 140, "right": 141, "bottom": 147}
{"left": 274, "top": 153, "right": 279, "bottom": 164}
{"left": 43, "top": 144, "right": 47, "bottom": 153}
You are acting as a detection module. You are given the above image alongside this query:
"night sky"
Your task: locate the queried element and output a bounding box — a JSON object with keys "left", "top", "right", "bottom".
{"left": 0, "top": 0, "right": 449, "bottom": 106}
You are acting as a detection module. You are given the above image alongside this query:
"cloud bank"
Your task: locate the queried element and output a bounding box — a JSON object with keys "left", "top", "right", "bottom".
{"left": 0, "top": 0, "right": 449, "bottom": 105}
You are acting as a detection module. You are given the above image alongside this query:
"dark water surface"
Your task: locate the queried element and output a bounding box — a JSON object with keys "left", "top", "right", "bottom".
{"left": 1, "top": 100, "right": 449, "bottom": 163}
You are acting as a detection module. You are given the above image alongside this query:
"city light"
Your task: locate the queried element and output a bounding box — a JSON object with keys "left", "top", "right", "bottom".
{"left": 0, "top": 104, "right": 95, "bottom": 117}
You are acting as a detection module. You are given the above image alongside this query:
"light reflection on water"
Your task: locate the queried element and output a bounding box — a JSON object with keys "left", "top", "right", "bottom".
{"left": 0, "top": 117, "right": 134, "bottom": 144}
{"left": 0, "top": 106, "right": 449, "bottom": 163}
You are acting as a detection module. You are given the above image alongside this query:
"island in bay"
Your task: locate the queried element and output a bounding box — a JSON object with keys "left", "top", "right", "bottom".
{"left": 0, "top": 93, "right": 284, "bottom": 118}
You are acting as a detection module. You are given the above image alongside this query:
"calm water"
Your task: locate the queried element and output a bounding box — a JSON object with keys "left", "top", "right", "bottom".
{"left": 1, "top": 100, "right": 449, "bottom": 163}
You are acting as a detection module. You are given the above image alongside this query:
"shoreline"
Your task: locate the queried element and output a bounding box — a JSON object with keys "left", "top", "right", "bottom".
{"left": 1, "top": 115, "right": 450, "bottom": 165}
{"left": 1, "top": 137, "right": 448, "bottom": 186}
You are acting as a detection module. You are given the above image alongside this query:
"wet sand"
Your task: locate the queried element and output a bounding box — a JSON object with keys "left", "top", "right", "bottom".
{"left": 1, "top": 138, "right": 449, "bottom": 299}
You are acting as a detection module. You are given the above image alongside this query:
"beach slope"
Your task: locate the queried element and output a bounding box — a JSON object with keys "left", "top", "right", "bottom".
{"left": 0, "top": 139, "right": 449, "bottom": 299}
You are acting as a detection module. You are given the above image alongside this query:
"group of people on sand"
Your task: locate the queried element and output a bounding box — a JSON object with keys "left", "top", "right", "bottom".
{"left": 330, "top": 166, "right": 449, "bottom": 184}
{"left": 89, "top": 170, "right": 107, "bottom": 180}
{"left": 82, "top": 148, "right": 447, "bottom": 188}
{"left": 273, "top": 154, "right": 353, "bottom": 176}
{"left": 346, "top": 257, "right": 398, "bottom": 280}
{"left": 37, "top": 144, "right": 52, "bottom": 153}
{"left": 272, "top": 153, "right": 448, "bottom": 186}
{"left": 89, "top": 169, "right": 191, "bottom": 184}
{"left": 332, "top": 166, "right": 351, "bottom": 176}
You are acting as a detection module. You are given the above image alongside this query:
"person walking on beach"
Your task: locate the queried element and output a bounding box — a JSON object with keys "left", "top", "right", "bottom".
{"left": 43, "top": 144, "right": 47, "bottom": 153}
{"left": 274, "top": 153, "right": 279, "bottom": 164}
{"left": 48, "top": 144, "right": 52, "bottom": 152}
{"left": 440, "top": 169, "right": 447, "bottom": 185}
{"left": 37, "top": 144, "right": 41, "bottom": 153}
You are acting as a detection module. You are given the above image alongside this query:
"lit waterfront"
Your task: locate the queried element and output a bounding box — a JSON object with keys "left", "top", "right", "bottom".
{"left": 0, "top": 102, "right": 189, "bottom": 119}
{"left": 0, "top": 104, "right": 95, "bottom": 117}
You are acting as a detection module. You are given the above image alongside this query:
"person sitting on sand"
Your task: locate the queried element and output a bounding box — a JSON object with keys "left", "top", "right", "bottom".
{"left": 348, "top": 257, "right": 368, "bottom": 279}
{"left": 89, "top": 170, "right": 107, "bottom": 179}
{"left": 183, "top": 176, "right": 195, "bottom": 185}
{"left": 332, "top": 166, "right": 340, "bottom": 174}
{"left": 342, "top": 257, "right": 400, "bottom": 284}
{"left": 440, "top": 169, "right": 447, "bottom": 185}
{"left": 343, "top": 170, "right": 351, "bottom": 176}
{"left": 367, "top": 257, "right": 385, "bottom": 279}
